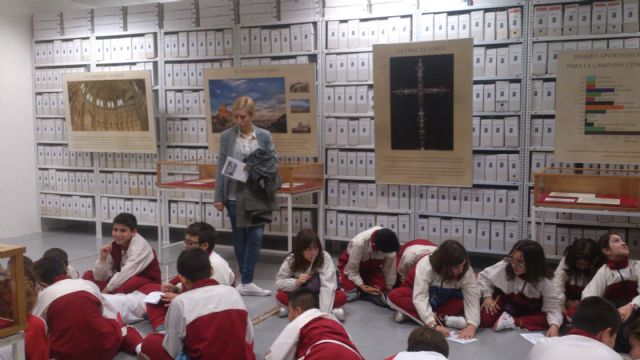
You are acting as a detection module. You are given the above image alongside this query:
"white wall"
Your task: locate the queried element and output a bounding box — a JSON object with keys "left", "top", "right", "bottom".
{"left": 0, "top": 14, "right": 40, "bottom": 239}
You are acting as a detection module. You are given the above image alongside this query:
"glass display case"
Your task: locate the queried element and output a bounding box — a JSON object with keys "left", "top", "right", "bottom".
{"left": 533, "top": 167, "right": 640, "bottom": 212}
{"left": 0, "top": 244, "right": 27, "bottom": 339}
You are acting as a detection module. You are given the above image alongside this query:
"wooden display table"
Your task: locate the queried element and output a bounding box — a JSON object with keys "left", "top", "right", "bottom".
{"left": 155, "top": 161, "right": 324, "bottom": 264}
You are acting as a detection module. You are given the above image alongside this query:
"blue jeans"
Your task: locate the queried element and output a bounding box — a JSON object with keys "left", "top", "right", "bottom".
{"left": 225, "top": 200, "right": 264, "bottom": 284}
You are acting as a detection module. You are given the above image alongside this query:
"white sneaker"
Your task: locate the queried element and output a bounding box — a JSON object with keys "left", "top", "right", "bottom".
{"left": 444, "top": 315, "right": 467, "bottom": 330}
{"left": 394, "top": 311, "right": 406, "bottom": 323}
{"left": 492, "top": 312, "right": 516, "bottom": 331}
{"left": 332, "top": 308, "right": 345, "bottom": 322}
{"left": 278, "top": 307, "right": 288, "bottom": 317}
{"left": 237, "top": 283, "right": 272, "bottom": 296}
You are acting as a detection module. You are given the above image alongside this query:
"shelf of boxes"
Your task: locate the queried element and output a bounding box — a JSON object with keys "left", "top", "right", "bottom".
{"left": 326, "top": 206, "right": 412, "bottom": 215}
{"left": 420, "top": 1, "right": 527, "bottom": 13}
{"left": 41, "top": 215, "right": 97, "bottom": 222}
{"left": 523, "top": 0, "right": 640, "bottom": 255}
{"left": 326, "top": 210, "right": 412, "bottom": 243}
{"left": 413, "top": 3, "right": 527, "bottom": 249}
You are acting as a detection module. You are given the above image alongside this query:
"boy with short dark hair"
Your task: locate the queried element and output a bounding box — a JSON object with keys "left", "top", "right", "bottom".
{"left": 145, "top": 222, "right": 235, "bottom": 331}
{"left": 266, "top": 288, "right": 362, "bottom": 360}
{"left": 43, "top": 247, "right": 79, "bottom": 279}
{"left": 338, "top": 226, "right": 400, "bottom": 306}
{"left": 33, "top": 256, "right": 143, "bottom": 359}
{"left": 82, "top": 213, "right": 161, "bottom": 294}
{"left": 384, "top": 327, "right": 449, "bottom": 359}
{"left": 140, "top": 248, "right": 255, "bottom": 359}
{"left": 528, "top": 296, "right": 623, "bottom": 359}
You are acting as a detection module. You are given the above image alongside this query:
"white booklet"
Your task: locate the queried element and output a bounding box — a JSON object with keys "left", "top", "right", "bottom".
{"left": 222, "top": 156, "right": 248, "bottom": 183}
{"left": 143, "top": 291, "right": 164, "bottom": 304}
{"left": 576, "top": 197, "right": 621, "bottom": 205}
{"left": 520, "top": 333, "right": 545, "bottom": 345}
{"left": 446, "top": 331, "right": 479, "bottom": 344}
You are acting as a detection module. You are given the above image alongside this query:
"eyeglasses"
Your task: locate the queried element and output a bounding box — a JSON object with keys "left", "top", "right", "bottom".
{"left": 504, "top": 256, "right": 526, "bottom": 268}
{"left": 183, "top": 239, "right": 199, "bottom": 247}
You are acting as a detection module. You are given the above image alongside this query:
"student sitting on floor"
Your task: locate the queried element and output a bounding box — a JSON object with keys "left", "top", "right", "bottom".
{"left": 582, "top": 232, "right": 640, "bottom": 353}
{"left": 266, "top": 287, "right": 362, "bottom": 360}
{"left": 528, "top": 296, "right": 623, "bottom": 360}
{"left": 43, "top": 247, "right": 79, "bottom": 279}
{"left": 145, "top": 222, "right": 235, "bottom": 331}
{"left": 384, "top": 326, "right": 449, "bottom": 360}
{"left": 388, "top": 240, "right": 480, "bottom": 339}
{"left": 552, "top": 238, "right": 603, "bottom": 320}
{"left": 275, "top": 229, "right": 347, "bottom": 321}
{"left": 338, "top": 226, "right": 400, "bottom": 307}
{"left": 478, "top": 240, "right": 563, "bottom": 337}
{"left": 627, "top": 317, "right": 640, "bottom": 359}
{"left": 396, "top": 239, "right": 438, "bottom": 284}
{"left": 140, "top": 248, "right": 255, "bottom": 360}
{"left": 82, "top": 213, "right": 161, "bottom": 294}
{"left": 33, "top": 256, "right": 143, "bottom": 360}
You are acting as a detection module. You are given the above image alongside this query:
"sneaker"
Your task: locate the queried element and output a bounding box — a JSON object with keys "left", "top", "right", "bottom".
{"left": 332, "top": 308, "right": 345, "bottom": 322}
{"left": 237, "top": 283, "right": 272, "bottom": 296}
{"left": 444, "top": 315, "right": 467, "bottom": 330}
{"left": 492, "top": 312, "right": 516, "bottom": 331}
{"left": 278, "top": 307, "right": 288, "bottom": 317}
{"left": 394, "top": 311, "right": 406, "bottom": 323}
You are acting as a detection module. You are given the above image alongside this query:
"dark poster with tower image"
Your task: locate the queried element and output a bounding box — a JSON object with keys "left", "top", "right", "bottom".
{"left": 390, "top": 54, "right": 454, "bottom": 150}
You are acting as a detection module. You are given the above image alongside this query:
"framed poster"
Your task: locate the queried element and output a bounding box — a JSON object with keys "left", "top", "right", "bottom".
{"left": 373, "top": 39, "right": 473, "bottom": 186}
{"left": 556, "top": 49, "right": 640, "bottom": 164}
{"left": 63, "top": 70, "right": 156, "bottom": 153}
{"left": 204, "top": 64, "right": 318, "bottom": 157}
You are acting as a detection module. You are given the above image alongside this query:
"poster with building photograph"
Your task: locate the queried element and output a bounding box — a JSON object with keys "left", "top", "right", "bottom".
{"left": 204, "top": 64, "right": 317, "bottom": 156}
{"left": 556, "top": 49, "right": 640, "bottom": 164}
{"left": 63, "top": 70, "right": 157, "bottom": 153}
{"left": 373, "top": 39, "right": 473, "bottom": 186}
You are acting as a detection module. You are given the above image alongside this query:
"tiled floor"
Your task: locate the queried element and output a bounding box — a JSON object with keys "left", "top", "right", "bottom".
{"left": 0, "top": 230, "right": 625, "bottom": 360}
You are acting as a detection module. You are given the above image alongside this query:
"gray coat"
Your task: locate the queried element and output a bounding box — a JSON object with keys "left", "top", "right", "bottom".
{"left": 214, "top": 126, "right": 278, "bottom": 227}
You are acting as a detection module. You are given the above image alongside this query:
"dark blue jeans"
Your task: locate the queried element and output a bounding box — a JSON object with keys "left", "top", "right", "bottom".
{"left": 225, "top": 200, "right": 264, "bottom": 284}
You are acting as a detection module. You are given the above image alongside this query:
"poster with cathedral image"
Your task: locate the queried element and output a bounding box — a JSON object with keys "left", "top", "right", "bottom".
{"left": 63, "top": 70, "right": 157, "bottom": 153}
{"left": 373, "top": 39, "right": 473, "bottom": 186}
{"left": 204, "top": 64, "right": 318, "bottom": 156}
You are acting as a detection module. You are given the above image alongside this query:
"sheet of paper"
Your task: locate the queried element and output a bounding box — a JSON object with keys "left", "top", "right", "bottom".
{"left": 544, "top": 197, "right": 576, "bottom": 203}
{"left": 447, "top": 331, "right": 479, "bottom": 344}
{"left": 549, "top": 192, "right": 596, "bottom": 198}
{"left": 520, "top": 333, "right": 545, "bottom": 345}
{"left": 576, "top": 197, "right": 621, "bottom": 205}
{"left": 280, "top": 182, "right": 305, "bottom": 188}
{"left": 143, "top": 291, "right": 164, "bottom": 304}
{"left": 222, "top": 157, "right": 248, "bottom": 183}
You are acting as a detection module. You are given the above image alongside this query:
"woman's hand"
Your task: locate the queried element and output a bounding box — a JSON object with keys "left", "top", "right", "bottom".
{"left": 546, "top": 324, "right": 559, "bottom": 337}
{"left": 295, "top": 273, "right": 312, "bottom": 287}
{"left": 481, "top": 296, "right": 501, "bottom": 315}
{"left": 457, "top": 324, "right": 476, "bottom": 339}
{"left": 434, "top": 325, "right": 450, "bottom": 337}
{"left": 214, "top": 201, "right": 224, "bottom": 211}
{"left": 358, "top": 284, "right": 381, "bottom": 296}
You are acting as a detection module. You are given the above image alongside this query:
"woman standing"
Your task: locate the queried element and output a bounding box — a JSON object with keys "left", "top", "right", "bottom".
{"left": 214, "top": 96, "right": 279, "bottom": 296}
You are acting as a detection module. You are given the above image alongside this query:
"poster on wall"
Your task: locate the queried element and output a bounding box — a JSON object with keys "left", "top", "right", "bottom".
{"left": 204, "top": 64, "right": 318, "bottom": 157}
{"left": 556, "top": 49, "right": 640, "bottom": 164}
{"left": 63, "top": 70, "right": 157, "bottom": 153}
{"left": 373, "top": 39, "right": 473, "bottom": 186}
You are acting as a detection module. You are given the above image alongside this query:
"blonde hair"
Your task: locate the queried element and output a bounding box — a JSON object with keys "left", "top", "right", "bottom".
{"left": 232, "top": 96, "right": 256, "bottom": 116}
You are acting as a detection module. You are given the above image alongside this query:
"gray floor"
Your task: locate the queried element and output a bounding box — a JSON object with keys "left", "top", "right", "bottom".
{"left": 1, "top": 230, "right": 618, "bottom": 360}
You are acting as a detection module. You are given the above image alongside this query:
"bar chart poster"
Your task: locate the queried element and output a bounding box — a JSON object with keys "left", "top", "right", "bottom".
{"left": 556, "top": 49, "right": 640, "bottom": 164}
